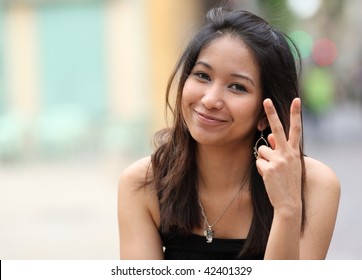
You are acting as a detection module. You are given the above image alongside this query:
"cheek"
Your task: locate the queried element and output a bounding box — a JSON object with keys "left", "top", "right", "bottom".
{"left": 182, "top": 79, "right": 194, "bottom": 102}
{"left": 181, "top": 79, "right": 197, "bottom": 111}
{"left": 233, "top": 100, "right": 262, "bottom": 125}
{"left": 181, "top": 84, "right": 191, "bottom": 119}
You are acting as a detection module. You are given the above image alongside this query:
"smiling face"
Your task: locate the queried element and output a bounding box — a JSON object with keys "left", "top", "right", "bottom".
{"left": 181, "top": 35, "right": 265, "bottom": 148}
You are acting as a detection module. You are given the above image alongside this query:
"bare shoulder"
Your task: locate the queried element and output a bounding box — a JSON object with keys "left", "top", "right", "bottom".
{"left": 118, "top": 155, "right": 158, "bottom": 224}
{"left": 118, "top": 156, "right": 163, "bottom": 259}
{"left": 304, "top": 156, "right": 340, "bottom": 196}
{"left": 119, "top": 156, "right": 152, "bottom": 190}
{"left": 302, "top": 156, "right": 340, "bottom": 237}
{"left": 118, "top": 155, "right": 159, "bottom": 224}
{"left": 299, "top": 156, "right": 340, "bottom": 259}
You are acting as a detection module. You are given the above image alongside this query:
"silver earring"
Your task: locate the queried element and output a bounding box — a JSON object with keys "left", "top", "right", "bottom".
{"left": 253, "top": 131, "right": 269, "bottom": 159}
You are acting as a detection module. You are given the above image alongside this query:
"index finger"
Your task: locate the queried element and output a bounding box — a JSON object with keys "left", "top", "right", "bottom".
{"left": 263, "top": 98, "right": 287, "bottom": 147}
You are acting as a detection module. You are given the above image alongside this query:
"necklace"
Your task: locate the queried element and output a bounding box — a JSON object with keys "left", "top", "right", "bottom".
{"left": 197, "top": 170, "right": 250, "bottom": 243}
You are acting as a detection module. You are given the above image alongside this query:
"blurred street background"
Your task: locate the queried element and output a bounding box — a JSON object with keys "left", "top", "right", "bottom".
{"left": 0, "top": 0, "right": 361, "bottom": 259}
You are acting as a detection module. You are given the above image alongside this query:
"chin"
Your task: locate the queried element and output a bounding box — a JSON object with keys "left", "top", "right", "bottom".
{"left": 189, "top": 131, "right": 224, "bottom": 146}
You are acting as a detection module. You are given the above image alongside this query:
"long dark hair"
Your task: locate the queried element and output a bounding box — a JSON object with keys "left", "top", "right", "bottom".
{"left": 150, "top": 8, "right": 306, "bottom": 258}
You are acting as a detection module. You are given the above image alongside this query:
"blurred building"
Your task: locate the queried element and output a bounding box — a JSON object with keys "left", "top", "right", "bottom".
{"left": 0, "top": 0, "right": 204, "bottom": 163}
{"left": 2, "top": 0, "right": 360, "bottom": 164}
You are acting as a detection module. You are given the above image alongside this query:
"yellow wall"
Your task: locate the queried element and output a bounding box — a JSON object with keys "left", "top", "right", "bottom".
{"left": 3, "top": 3, "right": 40, "bottom": 119}
{"left": 145, "top": 0, "right": 202, "bottom": 133}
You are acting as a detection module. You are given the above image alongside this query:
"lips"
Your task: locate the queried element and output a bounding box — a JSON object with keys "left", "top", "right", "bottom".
{"left": 195, "top": 110, "right": 228, "bottom": 122}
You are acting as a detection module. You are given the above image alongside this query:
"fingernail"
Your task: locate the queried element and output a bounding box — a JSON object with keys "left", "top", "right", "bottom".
{"left": 264, "top": 98, "right": 272, "bottom": 106}
{"left": 294, "top": 98, "right": 301, "bottom": 106}
{"left": 264, "top": 99, "right": 273, "bottom": 110}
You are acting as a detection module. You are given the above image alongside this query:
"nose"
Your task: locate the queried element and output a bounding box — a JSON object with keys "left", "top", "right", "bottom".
{"left": 201, "top": 83, "right": 224, "bottom": 110}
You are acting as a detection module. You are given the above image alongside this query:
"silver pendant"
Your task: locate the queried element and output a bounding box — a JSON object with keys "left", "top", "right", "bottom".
{"left": 205, "top": 226, "right": 214, "bottom": 243}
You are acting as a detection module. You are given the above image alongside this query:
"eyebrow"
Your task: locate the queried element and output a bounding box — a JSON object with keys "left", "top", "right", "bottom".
{"left": 195, "top": 61, "right": 255, "bottom": 86}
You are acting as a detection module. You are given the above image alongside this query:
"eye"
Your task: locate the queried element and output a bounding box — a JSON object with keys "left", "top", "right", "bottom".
{"left": 193, "top": 72, "right": 211, "bottom": 81}
{"left": 229, "top": 83, "right": 247, "bottom": 93}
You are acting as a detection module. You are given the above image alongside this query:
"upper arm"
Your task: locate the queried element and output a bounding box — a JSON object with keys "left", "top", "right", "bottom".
{"left": 299, "top": 157, "right": 341, "bottom": 259}
{"left": 118, "top": 157, "right": 164, "bottom": 259}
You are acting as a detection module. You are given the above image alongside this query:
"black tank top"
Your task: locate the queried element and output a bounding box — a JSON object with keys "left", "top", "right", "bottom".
{"left": 161, "top": 229, "right": 264, "bottom": 260}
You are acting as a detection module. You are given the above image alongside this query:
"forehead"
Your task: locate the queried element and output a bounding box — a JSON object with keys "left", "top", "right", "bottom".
{"left": 197, "top": 35, "right": 260, "bottom": 77}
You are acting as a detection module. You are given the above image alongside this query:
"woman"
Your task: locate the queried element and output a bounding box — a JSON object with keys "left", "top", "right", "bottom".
{"left": 118, "top": 8, "right": 340, "bottom": 260}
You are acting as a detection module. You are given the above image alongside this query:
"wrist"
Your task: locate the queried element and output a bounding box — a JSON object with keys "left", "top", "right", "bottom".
{"left": 274, "top": 201, "right": 302, "bottom": 221}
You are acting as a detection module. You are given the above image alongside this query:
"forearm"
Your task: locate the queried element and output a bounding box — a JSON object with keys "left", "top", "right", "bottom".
{"left": 264, "top": 205, "right": 302, "bottom": 260}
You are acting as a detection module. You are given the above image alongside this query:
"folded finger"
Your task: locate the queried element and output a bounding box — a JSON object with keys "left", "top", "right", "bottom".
{"left": 257, "top": 145, "right": 273, "bottom": 161}
{"left": 255, "top": 157, "right": 268, "bottom": 177}
{"left": 267, "top": 133, "right": 276, "bottom": 150}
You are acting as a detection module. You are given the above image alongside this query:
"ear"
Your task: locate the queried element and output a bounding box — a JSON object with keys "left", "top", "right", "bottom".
{"left": 257, "top": 113, "right": 269, "bottom": 131}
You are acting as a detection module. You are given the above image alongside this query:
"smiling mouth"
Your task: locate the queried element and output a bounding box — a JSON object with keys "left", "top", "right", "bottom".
{"left": 195, "top": 110, "right": 228, "bottom": 122}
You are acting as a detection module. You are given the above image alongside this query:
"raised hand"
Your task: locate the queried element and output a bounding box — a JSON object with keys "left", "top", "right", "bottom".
{"left": 256, "top": 98, "right": 302, "bottom": 212}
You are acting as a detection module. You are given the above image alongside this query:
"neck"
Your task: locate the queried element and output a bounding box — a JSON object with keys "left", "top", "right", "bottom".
{"left": 196, "top": 144, "right": 253, "bottom": 193}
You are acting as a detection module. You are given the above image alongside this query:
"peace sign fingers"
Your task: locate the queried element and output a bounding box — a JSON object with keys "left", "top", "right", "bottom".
{"left": 257, "top": 98, "right": 303, "bottom": 211}
{"left": 263, "top": 98, "right": 302, "bottom": 151}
